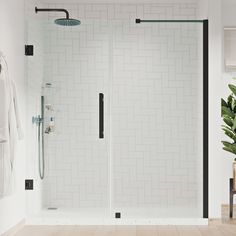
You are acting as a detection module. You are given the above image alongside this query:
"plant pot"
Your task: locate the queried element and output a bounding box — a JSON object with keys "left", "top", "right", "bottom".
{"left": 233, "top": 159, "right": 236, "bottom": 191}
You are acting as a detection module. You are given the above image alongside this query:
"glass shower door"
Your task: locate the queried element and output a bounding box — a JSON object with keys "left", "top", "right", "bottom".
{"left": 26, "top": 14, "right": 206, "bottom": 220}
{"left": 111, "top": 20, "right": 203, "bottom": 218}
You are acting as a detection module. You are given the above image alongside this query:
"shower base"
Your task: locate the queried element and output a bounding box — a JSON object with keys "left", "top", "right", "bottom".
{"left": 26, "top": 208, "right": 208, "bottom": 225}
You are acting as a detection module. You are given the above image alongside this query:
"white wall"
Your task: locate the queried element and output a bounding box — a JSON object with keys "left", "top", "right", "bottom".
{"left": 197, "top": 0, "right": 208, "bottom": 19}
{"left": 0, "top": 0, "right": 26, "bottom": 234}
{"left": 221, "top": 0, "right": 236, "bottom": 205}
{"left": 208, "top": 0, "right": 223, "bottom": 218}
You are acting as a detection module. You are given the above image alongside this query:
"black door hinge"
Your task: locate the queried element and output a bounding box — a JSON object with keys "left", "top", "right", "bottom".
{"left": 25, "top": 45, "right": 34, "bottom": 56}
{"left": 25, "top": 179, "right": 34, "bottom": 190}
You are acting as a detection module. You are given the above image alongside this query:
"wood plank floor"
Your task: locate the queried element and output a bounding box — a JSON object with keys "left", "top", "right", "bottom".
{"left": 222, "top": 205, "right": 236, "bottom": 225}
{"left": 10, "top": 224, "right": 236, "bottom": 236}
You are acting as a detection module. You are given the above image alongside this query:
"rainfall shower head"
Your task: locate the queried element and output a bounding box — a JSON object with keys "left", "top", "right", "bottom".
{"left": 35, "top": 7, "right": 81, "bottom": 26}
{"left": 54, "top": 18, "right": 81, "bottom": 26}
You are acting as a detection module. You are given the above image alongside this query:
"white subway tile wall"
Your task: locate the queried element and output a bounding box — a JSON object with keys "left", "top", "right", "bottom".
{"left": 26, "top": 1, "right": 203, "bottom": 217}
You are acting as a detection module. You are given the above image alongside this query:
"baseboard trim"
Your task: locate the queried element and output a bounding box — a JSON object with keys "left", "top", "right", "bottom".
{"left": 1, "top": 219, "right": 25, "bottom": 236}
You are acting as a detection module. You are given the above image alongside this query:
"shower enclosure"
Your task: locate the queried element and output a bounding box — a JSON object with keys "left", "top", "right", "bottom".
{"left": 25, "top": 4, "right": 208, "bottom": 224}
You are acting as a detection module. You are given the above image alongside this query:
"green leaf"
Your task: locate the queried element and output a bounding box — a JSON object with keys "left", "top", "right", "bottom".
{"left": 229, "top": 84, "right": 236, "bottom": 96}
{"left": 223, "top": 146, "right": 236, "bottom": 155}
{"left": 228, "top": 95, "right": 233, "bottom": 106}
{"left": 224, "top": 129, "right": 236, "bottom": 142}
{"left": 223, "top": 116, "right": 234, "bottom": 127}
{"left": 222, "top": 141, "right": 232, "bottom": 147}
{"left": 232, "top": 98, "right": 235, "bottom": 111}
{"left": 222, "top": 141, "right": 236, "bottom": 153}
{"left": 221, "top": 98, "right": 228, "bottom": 107}
{"left": 232, "top": 117, "right": 236, "bottom": 131}
{"left": 222, "top": 125, "right": 233, "bottom": 132}
{"left": 222, "top": 106, "right": 235, "bottom": 118}
{"left": 223, "top": 116, "right": 233, "bottom": 127}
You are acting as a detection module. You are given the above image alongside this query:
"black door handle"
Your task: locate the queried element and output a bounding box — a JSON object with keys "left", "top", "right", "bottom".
{"left": 99, "top": 93, "right": 104, "bottom": 139}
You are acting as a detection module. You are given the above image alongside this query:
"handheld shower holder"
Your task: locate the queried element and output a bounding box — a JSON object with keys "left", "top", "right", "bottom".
{"left": 32, "top": 115, "right": 43, "bottom": 125}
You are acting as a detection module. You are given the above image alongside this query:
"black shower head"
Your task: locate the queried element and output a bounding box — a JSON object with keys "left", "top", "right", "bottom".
{"left": 35, "top": 7, "right": 81, "bottom": 26}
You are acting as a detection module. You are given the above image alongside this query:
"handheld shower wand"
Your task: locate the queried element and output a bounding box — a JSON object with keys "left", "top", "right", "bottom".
{"left": 32, "top": 96, "right": 45, "bottom": 179}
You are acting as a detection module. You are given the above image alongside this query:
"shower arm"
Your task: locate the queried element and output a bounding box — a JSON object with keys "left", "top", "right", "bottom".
{"left": 35, "top": 7, "right": 69, "bottom": 19}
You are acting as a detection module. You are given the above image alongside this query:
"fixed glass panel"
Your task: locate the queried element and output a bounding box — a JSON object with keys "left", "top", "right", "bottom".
{"left": 111, "top": 21, "right": 203, "bottom": 218}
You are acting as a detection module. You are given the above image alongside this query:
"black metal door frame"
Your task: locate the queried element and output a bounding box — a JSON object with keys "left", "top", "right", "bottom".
{"left": 136, "top": 19, "right": 209, "bottom": 219}
{"left": 203, "top": 19, "right": 208, "bottom": 219}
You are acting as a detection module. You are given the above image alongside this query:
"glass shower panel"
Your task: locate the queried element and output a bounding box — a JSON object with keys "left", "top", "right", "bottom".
{"left": 26, "top": 15, "right": 205, "bottom": 219}
{"left": 25, "top": 18, "right": 46, "bottom": 216}
{"left": 41, "top": 20, "right": 110, "bottom": 213}
{"left": 111, "top": 21, "right": 203, "bottom": 218}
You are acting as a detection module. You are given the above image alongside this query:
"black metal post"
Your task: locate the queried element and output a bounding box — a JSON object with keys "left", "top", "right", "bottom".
{"left": 99, "top": 93, "right": 104, "bottom": 139}
{"left": 230, "top": 178, "right": 234, "bottom": 218}
{"left": 203, "top": 19, "right": 209, "bottom": 219}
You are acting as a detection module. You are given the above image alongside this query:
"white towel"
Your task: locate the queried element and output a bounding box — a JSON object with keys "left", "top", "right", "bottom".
{"left": 0, "top": 74, "right": 9, "bottom": 143}
{"left": 0, "top": 66, "right": 13, "bottom": 197}
{"left": 0, "top": 145, "right": 12, "bottom": 197}
{"left": 0, "top": 55, "right": 23, "bottom": 198}
{"left": 9, "top": 79, "right": 23, "bottom": 167}
{"left": 11, "top": 80, "right": 24, "bottom": 140}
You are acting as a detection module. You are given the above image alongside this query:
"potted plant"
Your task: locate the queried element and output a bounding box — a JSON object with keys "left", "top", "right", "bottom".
{"left": 221, "top": 84, "right": 236, "bottom": 192}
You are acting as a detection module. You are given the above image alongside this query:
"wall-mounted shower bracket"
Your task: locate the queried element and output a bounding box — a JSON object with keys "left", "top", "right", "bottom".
{"left": 32, "top": 115, "right": 43, "bottom": 126}
{"left": 32, "top": 97, "right": 45, "bottom": 179}
{"left": 35, "top": 7, "right": 69, "bottom": 19}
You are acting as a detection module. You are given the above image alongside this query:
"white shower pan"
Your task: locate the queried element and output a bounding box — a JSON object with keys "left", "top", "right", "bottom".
{"left": 26, "top": 208, "right": 208, "bottom": 225}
